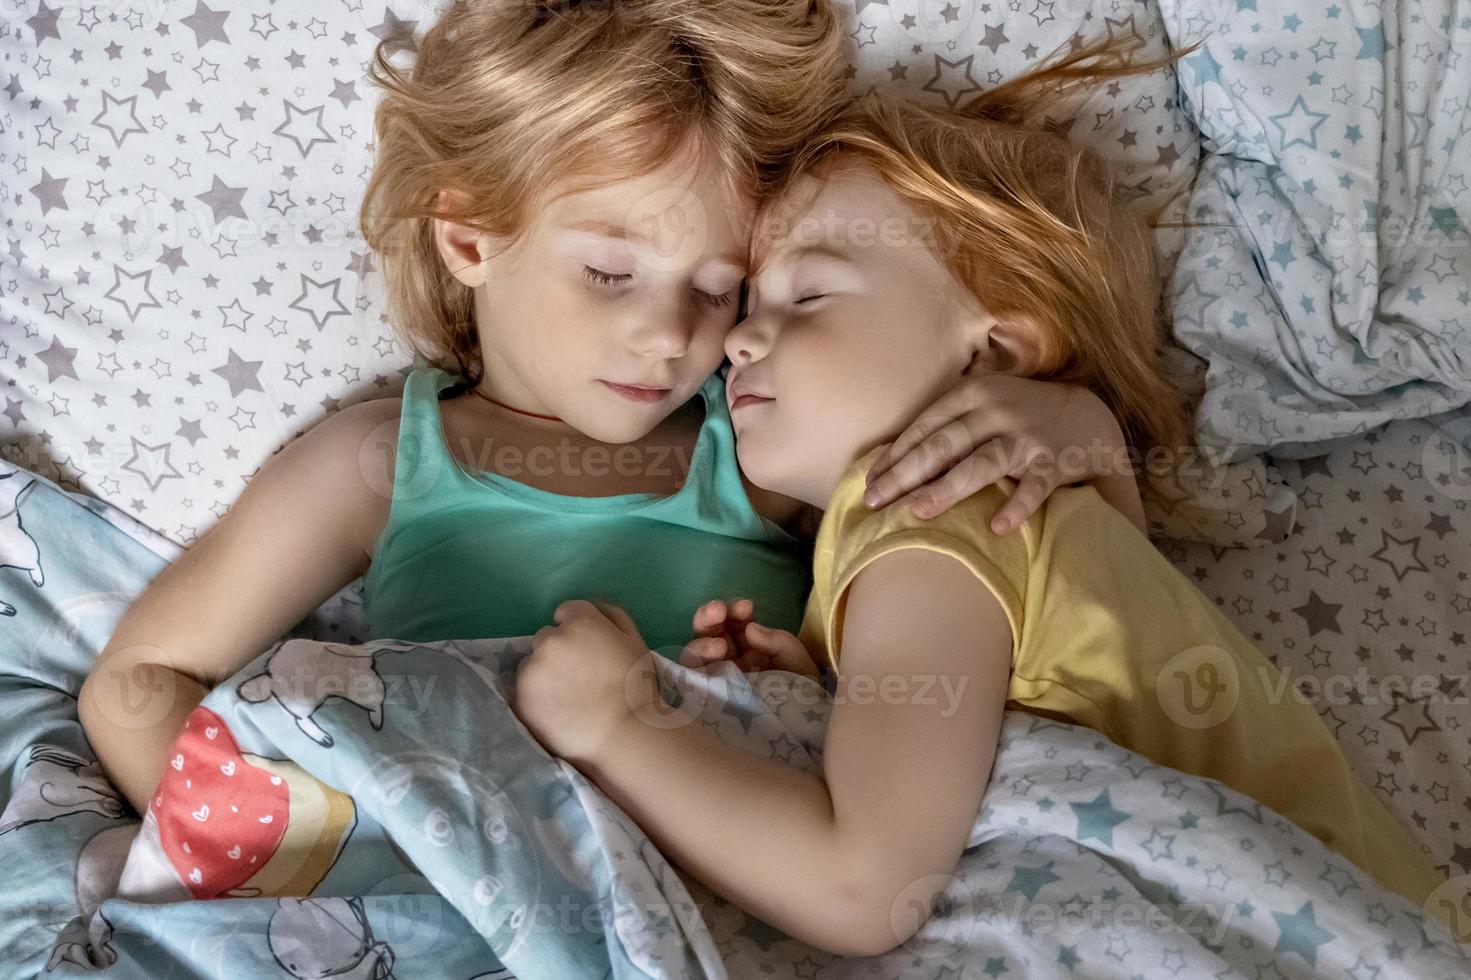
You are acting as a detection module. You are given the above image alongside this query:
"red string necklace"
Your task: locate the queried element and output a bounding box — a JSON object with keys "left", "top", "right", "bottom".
{"left": 468, "top": 385, "right": 564, "bottom": 422}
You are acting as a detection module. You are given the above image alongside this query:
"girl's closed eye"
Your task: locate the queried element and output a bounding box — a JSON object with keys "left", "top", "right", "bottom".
{"left": 582, "top": 265, "right": 735, "bottom": 309}
{"left": 583, "top": 264, "right": 632, "bottom": 287}
{"left": 698, "top": 289, "right": 735, "bottom": 309}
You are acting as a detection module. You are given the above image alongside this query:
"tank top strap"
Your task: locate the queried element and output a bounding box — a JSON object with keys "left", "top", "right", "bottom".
{"left": 691, "top": 369, "right": 741, "bottom": 499}
{"left": 684, "top": 367, "right": 798, "bottom": 544}
{"left": 385, "top": 365, "right": 466, "bottom": 521}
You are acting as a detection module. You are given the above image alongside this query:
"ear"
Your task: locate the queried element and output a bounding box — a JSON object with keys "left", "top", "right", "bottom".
{"left": 433, "top": 189, "right": 493, "bottom": 288}
{"left": 965, "top": 312, "right": 1045, "bottom": 377}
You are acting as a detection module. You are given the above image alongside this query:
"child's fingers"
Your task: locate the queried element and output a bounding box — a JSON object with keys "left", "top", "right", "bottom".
{"left": 864, "top": 419, "right": 990, "bottom": 509}
{"left": 991, "top": 472, "right": 1055, "bottom": 533}
{"left": 592, "top": 601, "right": 642, "bottom": 639}
{"left": 721, "top": 599, "right": 758, "bottom": 657}
{"left": 865, "top": 375, "right": 1001, "bottom": 489}
{"left": 864, "top": 421, "right": 953, "bottom": 497}
{"left": 735, "top": 646, "right": 772, "bottom": 675}
{"left": 732, "top": 647, "right": 756, "bottom": 673}
{"left": 745, "top": 623, "right": 820, "bottom": 677}
{"left": 898, "top": 440, "right": 1012, "bottom": 519}
{"left": 690, "top": 599, "right": 729, "bottom": 638}
{"left": 866, "top": 384, "right": 986, "bottom": 485}
{"left": 727, "top": 598, "right": 755, "bottom": 624}
{"left": 678, "top": 636, "right": 734, "bottom": 667}
{"left": 737, "top": 646, "right": 776, "bottom": 676}
{"left": 732, "top": 638, "right": 782, "bottom": 676}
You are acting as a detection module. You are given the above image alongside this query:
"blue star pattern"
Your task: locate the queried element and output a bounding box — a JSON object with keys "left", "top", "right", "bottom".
{"left": 1072, "top": 789, "right": 1132, "bottom": 845}
{"left": 1272, "top": 900, "right": 1335, "bottom": 964}
{"left": 1268, "top": 95, "right": 1330, "bottom": 151}
{"left": 1164, "top": 0, "right": 1471, "bottom": 462}
{"left": 699, "top": 711, "right": 1471, "bottom": 976}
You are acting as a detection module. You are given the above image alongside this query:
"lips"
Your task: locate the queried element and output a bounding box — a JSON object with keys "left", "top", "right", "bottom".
{"left": 601, "top": 380, "right": 673, "bottom": 403}
{"left": 731, "top": 393, "right": 774, "bottom": 411}
{"left": 727, "top": 372, "right": 774, "bottom": 412}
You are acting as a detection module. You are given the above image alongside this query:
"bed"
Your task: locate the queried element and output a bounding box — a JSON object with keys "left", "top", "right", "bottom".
{"left": 2, "top": 0, "right": 1468, "bottom": 975}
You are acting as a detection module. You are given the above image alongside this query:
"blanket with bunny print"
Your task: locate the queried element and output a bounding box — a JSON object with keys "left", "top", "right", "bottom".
{"left": 4, "top": 459, "right": 1471, "bottom": 979}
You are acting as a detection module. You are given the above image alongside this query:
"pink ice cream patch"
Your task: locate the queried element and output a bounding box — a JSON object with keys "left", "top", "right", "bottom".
{"left": 153, "top": 705, "right": 290, "bottom": 898}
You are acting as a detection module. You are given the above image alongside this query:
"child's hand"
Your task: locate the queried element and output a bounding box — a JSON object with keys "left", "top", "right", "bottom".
{"left": 512, "top": 599, "right": 662, "bottom": 766}
{"left": 681, "top": 598, "right": 820, "bottom": 678}
{"left": 862, "top": 375, "right": 1129, "bottom": 533}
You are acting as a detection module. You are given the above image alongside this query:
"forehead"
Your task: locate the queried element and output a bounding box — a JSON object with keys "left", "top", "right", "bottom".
{"left": 751, "top": 166, "right": 927, "bottom": 276}
{"left": 545, "top": 151, "right": 755, "bottom": 270}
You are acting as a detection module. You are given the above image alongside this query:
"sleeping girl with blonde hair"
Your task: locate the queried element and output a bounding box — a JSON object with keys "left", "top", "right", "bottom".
{"left": 510, "top": 36, "right": 1457, "bottom": 954}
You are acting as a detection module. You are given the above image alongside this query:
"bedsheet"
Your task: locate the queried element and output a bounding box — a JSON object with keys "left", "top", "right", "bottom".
{"left": 1161, "top": 0, "right": 1471, "bottom": 460}
{"left": 1157, "top": 405, "right": 1471, "bottom": 893}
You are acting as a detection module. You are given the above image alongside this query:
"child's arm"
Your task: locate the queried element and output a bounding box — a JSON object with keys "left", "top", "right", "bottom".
{"left": 862, "top": 375, "right": 1148, "bottom": 535}
{"left": 78, "top": 399, "right": 398, "bottom": 816}
{"left": 511, "top": 553, "right": 1012, "bottom": 956}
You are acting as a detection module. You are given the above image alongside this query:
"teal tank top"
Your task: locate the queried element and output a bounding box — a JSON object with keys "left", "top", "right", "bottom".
{"left": 361, "top": 365, "right": 813, "bottom": 657}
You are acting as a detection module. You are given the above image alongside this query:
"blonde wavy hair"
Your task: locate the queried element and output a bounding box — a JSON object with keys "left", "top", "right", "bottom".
{"left": 751, "top": 35, "right": 1197, "bottom": 459}
{"left": 359, "top": 0, "right": 849, "bottom": 386}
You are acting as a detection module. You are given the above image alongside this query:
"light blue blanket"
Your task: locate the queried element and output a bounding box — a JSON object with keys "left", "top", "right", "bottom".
{"left": 1162, "top": 0, "right": 1471, "bottom": 460}
{"left": 3, "top": 460, "right": 1470, "bottom": 978}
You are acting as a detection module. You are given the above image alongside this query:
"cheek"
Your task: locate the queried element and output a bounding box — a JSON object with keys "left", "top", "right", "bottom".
{"left": 551, "top": 289, "right": 647, "bottom": 361}
{"left": 503, "top": 282, "right": 581, "bottom": 337}
{"left": 767, "top": 341, "right": 839, "bottom": 439}
{"left": 796, "top": 328, "right": 911, "bottom": 439}
{"left": 697, "top": 310, "right": 740, "bottom": 354}
{"left": 786, "top": 328, "right": 855, "bottom": 399}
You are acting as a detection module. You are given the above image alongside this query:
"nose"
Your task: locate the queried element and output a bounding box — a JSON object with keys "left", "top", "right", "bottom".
{"left": 628, "top": 304, "right": 694, "bottom": 359}
{"left": 724, "top": 313, "right": 771, "bottom": 365}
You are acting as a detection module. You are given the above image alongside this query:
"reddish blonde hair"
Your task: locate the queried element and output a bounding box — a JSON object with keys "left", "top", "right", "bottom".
{"left": 360, "top": 0, "right": 849, "bottom": 385}
{"left": 752, "top": 35, "right": 1196, "bottom": 457}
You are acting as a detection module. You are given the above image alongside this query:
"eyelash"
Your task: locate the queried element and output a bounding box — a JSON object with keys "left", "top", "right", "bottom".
{"left": 582, "top": 266, "right": 733, "bottom": 309}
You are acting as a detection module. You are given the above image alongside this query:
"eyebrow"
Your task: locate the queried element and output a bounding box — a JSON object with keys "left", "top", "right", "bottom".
{"left": 565, "top": 217, "right": 652, "bottom": 242}
{"left": 745, "top": 243, "right": 859, "bottom": 313}
{"left": 791, "top": 244, "right": 857, "bottom": 265}
{"left": 751, "top": 242, "right": 858, "bottom": 280}
{"left": 565, "top": 217, "right": 747, "bottom": 273}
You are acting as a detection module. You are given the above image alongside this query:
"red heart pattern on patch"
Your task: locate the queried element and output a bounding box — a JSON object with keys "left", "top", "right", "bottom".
{"left": 154, "top": 705, "right": 290, "bottom": 899}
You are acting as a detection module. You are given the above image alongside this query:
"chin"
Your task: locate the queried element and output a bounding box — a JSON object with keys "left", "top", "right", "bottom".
{"left": 733, "top": 435, "right": 796, "bottom": 495}
{"left": 581, "top": 383, "right": 697, "bottom": 445}
{"left": 581, "top": 415, "right": 662, "bottom": 446}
